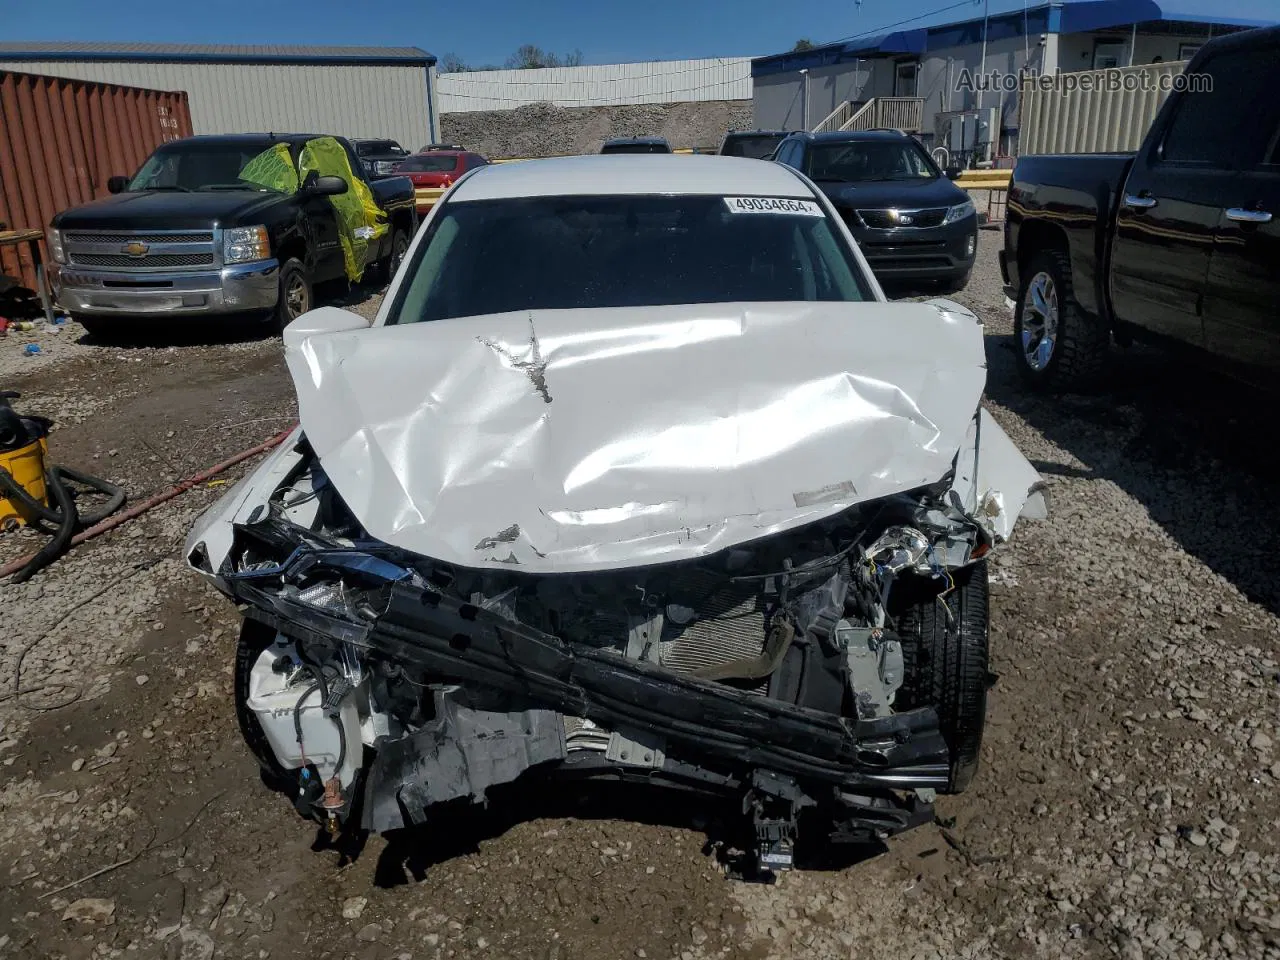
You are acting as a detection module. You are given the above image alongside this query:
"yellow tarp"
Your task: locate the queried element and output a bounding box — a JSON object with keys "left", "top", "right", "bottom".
{"left": 238, "top": 143, "right": 300, "bottom": 193}
{"left": 299, "top": 136, "right": 388, "bottom": 282}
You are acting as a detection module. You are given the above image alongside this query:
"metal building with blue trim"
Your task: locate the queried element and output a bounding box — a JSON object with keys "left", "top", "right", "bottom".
{"left": 0, "top": 42, "right": 441, "bottom": 150}
{"left": 750, "top": 0, "right": 1276, "bottom": 155}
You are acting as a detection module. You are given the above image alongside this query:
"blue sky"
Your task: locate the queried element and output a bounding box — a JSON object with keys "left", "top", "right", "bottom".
{"left": 9, "top": 0, "right": 1058, "bottom": 65}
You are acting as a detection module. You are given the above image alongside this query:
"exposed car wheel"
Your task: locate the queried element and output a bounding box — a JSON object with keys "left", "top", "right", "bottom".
{"left": 1014, "top": 248, "right": 1108, "bottom": 392}
{"left": 370, "top": 228, "right": 410, "bottom": 287}
{"left": 893, "top": 560, "right": 990, "bottom": 794}
{"left": 234, "top": 619, "right": 291, "bottom": 784}
{"left": 390, "top": 228, "right": 410, "bottom": 276}
{"left": 272, "top": 258, "right": 312, "bottom": 331}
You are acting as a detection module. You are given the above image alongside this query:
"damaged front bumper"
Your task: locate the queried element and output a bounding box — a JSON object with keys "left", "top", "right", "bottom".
{"left": 232, "top": 568, "right": 951, "bottom": 831}
{"left": 186, "top": 396, "right": 1046, "bottom": 872}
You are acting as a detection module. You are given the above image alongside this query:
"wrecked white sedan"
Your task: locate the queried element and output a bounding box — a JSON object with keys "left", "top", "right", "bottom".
{"left": 185, "top": 154, "right": 1045, "bottom": 873}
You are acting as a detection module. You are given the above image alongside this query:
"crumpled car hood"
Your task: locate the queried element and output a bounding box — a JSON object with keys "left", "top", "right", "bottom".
{"left": 280, "top": 300, "right": 1005, "bottom": 572}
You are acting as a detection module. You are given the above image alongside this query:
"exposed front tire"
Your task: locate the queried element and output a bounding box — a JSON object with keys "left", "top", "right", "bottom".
{"left": 272, "top": 258, "right": 312, "bottom": 331}
{"left": 893, "top": 560, "right": 991, "bottom": 794}
{"left": 1014, "top": 248, "right": 1108, "bottom": 392}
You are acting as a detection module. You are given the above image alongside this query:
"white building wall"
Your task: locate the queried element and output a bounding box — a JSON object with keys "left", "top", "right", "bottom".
{"left": 918, "top": 34, "right": 1042, "bottom": 138}
{"left": 438, "top": 58, "right": 752, "bottom": 112}
{"left": 0, "top": 59, "right": 437, "bottom": 148}
{"left": 752, "top": 61, "right": 892, "bottom": 131}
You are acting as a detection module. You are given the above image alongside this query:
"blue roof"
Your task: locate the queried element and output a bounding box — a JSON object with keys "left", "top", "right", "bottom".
{"left": 751, "top": 0, "right": 1277, "bottom": 76}
{"left": 0, "top": 42, "right": 435, "bottom": 66}
{"left": 751, "top": 30, "right": 927, "bottom": 77}
{"left": 1058, "top": 0, "right": 1277, "bottom": 31}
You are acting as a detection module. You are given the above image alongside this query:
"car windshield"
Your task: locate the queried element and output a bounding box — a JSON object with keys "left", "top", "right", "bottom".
{"left": 397, "top": 154, "right": 460, "bottom": 172}
{"left": 806, "top": 140, "right": 938, "bottom": 182}
{"left": 721, "top": 135, "right": 785, "bottom": 159}
{"left": 601, "top": 142, "right": 670, "bottom": 154}
{"left": 389, "top": 194, "right": 871, "bottom": 324}
{"left": 358, "top": 141, "right": 400, "bottom": 155}
{"left": 126, "top": 143, "right": 294, "bottom": 193}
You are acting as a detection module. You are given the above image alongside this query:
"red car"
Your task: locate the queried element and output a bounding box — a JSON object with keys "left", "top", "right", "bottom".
{"left": 395, "top": 150, "right": 490, "bottom": 208}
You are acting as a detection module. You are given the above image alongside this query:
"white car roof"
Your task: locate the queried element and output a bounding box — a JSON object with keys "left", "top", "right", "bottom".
{"left": 449, "top": 154, "right": 814, "bottom": 202}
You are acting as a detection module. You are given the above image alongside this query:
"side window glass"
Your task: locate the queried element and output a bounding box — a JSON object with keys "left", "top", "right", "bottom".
{"left": 1160, "top": 48, "right": 1280, "bottom": 168}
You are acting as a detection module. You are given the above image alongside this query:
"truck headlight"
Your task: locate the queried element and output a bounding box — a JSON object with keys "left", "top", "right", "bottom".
{"left": 223, "top": 225, "right": 270, "bottom": 264}
{"left": 46, "top": 227, "right": 65, "bottom": 264}
{"left": 943, "top": 199, "right": 976, "bottom": 225}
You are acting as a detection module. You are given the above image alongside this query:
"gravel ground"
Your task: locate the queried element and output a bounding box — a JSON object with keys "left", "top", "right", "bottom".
{"left": 1, "top": 231, "right": 1278, "bottom": 960}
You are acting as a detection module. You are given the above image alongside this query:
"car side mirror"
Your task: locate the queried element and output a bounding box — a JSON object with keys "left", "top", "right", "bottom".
{"left": 107, "top": 176, "right": 129, "bottom": 194}
{"left": 945, "top": 166, "right": 963, "bottom": 180}
{"left": 307, "top": 175, "right": 349, "bottom": 196}
{"left": 282, "top": 306, "right": 370, "bottom": 348}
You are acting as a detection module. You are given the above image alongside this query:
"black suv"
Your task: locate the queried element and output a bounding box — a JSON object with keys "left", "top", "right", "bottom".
{"left": 718, "top": 129, "right": 788, "bottom": 159}
{"left": 600, "top": 137, "right": 673, "bottom": 154}
{"left": 773, "top": 130, "right": 977, "bottom": 291}
{"left": 353, "top": 138, "right": 411, "bottom": 179}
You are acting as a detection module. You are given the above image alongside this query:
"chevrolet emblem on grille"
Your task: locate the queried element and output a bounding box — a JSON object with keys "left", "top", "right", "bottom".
{"left": 122, "top": 241, "right": 150, "bottom": 257}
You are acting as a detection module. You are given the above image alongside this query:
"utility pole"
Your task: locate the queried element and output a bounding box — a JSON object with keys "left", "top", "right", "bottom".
{"left": 978, "top": 0, "right": 990, "bottom": 110}
{"left": 800, "top": 68, "right": 810, "bottom": 129}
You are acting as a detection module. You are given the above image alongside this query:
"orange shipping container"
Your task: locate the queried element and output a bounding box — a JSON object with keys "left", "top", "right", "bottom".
{"left": 0, "top": 69, "right": 193, "bottom": 293}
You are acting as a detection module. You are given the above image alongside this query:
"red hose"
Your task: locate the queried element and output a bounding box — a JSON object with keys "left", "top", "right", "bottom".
{"left": 0, "top": 425, "right": 295, "bottom": 580}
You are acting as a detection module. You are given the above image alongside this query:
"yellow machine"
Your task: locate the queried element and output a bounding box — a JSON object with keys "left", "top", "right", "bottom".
{"left": 0, "top": 392, "right": 51, "bottom": 527}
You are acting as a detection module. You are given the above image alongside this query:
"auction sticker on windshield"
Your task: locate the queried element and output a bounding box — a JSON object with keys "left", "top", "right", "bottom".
{"left": 724, "top": 197, "right": 823, "bottom": 217}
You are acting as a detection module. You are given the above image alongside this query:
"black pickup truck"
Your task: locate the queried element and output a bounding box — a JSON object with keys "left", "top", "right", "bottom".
{"left": 1001, "top": 25, "right": 1280, "bottom": 391}
{"left": 47, "top": 133, "right": 417, "bottom": 337}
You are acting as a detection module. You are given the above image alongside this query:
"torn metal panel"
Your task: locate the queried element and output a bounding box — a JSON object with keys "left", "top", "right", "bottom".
{"left": 183, "top": 427, "right": 307, "bottom": 588}
{"left": 361, "top": 685, "right": 565, "bottom": 832}
{"left": 948, "top": 407, "right": 1048, "bottom": 543}
{"left": 282, "top": 299, "right": 995, "bottom": 572}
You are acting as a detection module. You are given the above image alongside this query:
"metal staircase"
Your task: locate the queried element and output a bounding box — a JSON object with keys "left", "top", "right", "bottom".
{"left": 811, "top": 97, "right": 924, "bottom": 134}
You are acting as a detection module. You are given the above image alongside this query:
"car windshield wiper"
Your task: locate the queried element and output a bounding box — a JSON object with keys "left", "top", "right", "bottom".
{"left": 137, "top": 185, "right": 192, "bottom": 192}
{"left": 198, "top": 184, "right": 269, "bottom": 191}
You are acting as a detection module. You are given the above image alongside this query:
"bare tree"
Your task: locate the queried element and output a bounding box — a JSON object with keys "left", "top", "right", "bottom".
{"left": 440, "top": 52, "right": 470, "bottom": 73}
{"left": 504, "top": 44, "right": 586, "bottom": 69}
{"left": 444, "top": 45, "right": 586, "bottom": 73}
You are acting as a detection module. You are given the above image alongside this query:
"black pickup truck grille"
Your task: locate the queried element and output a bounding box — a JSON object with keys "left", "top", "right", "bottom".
{"left": 64, "top": 231, "right": 214, "bottom": 245}
{"left": 71, "top": 252, "right": 216, "bottom": 268}
{"left": 63, "top": 229, "right": 218, "bottom": 272}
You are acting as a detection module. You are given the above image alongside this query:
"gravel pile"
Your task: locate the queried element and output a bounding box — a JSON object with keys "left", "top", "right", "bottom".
{"left": 1, "top": 232, "right": 1278, "bottom": 960}
{"left": 441, "top": 99, "right": 753, "bottom": 157}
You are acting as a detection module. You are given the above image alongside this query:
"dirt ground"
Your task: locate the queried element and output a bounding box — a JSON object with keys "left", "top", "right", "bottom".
{"left": 1, "top": 235, "right": 1278, "bottom": 960}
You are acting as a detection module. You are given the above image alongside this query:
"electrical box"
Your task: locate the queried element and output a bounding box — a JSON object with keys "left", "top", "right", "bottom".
{"left": 933, "top": 108, "right": 1000, "bottom": 164}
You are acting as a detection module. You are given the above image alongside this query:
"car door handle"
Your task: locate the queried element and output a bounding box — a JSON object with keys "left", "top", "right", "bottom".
{"left": 1123, "top": 194, "right": 1158, "bottom": 209}
{"left": 1225, "top": 207, "right": 1273, "bottom": 223}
